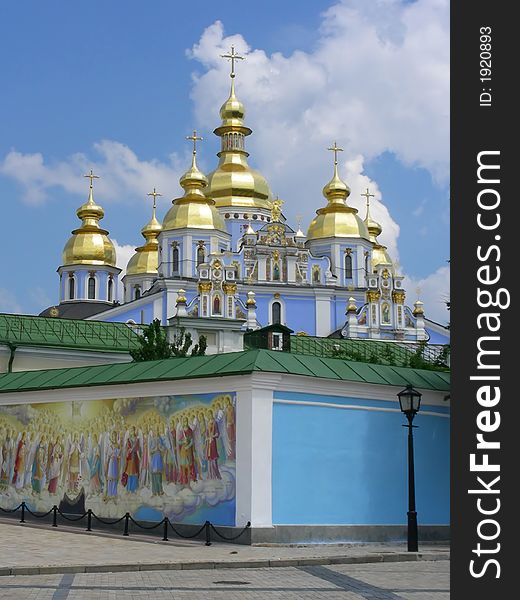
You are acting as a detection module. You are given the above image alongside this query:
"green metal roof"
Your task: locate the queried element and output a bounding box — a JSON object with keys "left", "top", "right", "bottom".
{"left": 0, "top": 349, "right": 450, "bottom": 394}
{"left": 0, "top": 313, "right": 140, "bottom": 353}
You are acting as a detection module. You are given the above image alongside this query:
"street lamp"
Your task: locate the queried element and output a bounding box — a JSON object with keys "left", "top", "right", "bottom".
{"left": 397, "top": 384, "right": 422, "bottom": 552}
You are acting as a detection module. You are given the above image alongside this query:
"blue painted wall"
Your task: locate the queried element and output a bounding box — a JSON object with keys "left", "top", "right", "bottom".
{"left": 272, "top": 391, "right": 449, "bottom": 525}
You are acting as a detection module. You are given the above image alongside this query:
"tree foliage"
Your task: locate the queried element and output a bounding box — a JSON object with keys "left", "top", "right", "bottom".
{"left": 130, "top": 319, "right": 207, "bottom": 362}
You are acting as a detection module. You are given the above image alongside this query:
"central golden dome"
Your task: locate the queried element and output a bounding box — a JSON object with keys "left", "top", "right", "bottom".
{"left": 62, "top": 184, "right": 116, "bottom": 267}
{"left": 206, "top": 78, "right": 272, "bottom": 210}
{"left": 163, "top": 151, "right": 226, "bottom": 231}
{"left": 307, "top": 160, "right": 370, "bottom": 241}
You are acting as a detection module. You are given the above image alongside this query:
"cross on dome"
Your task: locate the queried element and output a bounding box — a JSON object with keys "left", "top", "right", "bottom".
{"left": 186, "top": 130, "right": 203, "bottom": 154}
{"left": 220, "top": 45, "right": 244, "bottom": 79}
{"left": 327, "top": 141, "right": 343, "bottom": 165}
{"left": 147, "top": 187, "right": 162, "bottom": 210}
{"left": 361, "top": 187, "right": 375, "bottom": 209}
{"left": 84, "top": 169, "right": 99, "bottom": 189}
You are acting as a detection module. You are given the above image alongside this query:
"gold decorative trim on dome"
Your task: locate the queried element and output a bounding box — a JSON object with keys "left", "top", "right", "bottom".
{"left": 362, "top": 187, "right": 393, "bottom": 271}
{"left": 306, "top": 143, "right": 370, "bottom": 241}
{"left": 61, "top": 170, "right": 117, "bottom": 267}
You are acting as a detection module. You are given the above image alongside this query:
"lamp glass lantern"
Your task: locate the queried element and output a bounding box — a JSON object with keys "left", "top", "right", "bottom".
{"left": 397, "top": 385, "right": 422, "bottom": 416}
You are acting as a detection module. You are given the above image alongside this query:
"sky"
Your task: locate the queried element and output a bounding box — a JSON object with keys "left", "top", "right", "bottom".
{"left": 0, "top": 0, "right": 450, "bottom": 324}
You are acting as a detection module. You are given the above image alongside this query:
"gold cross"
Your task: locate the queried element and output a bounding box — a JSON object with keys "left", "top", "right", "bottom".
{"left": 186, "top": 130, "right": 203, "bottom": 154}
{"left": 147, "top": 187, "right": 162, "bottom": 209}
{"left": 220, "top": 45, "right": 244, "bottom": 78}
{"left": 361, "top": 187, "right": 375, "bottom": 209}
{"left": 84, "top": 169, "right": 99, "bottom": 188}
{"left": 327, "top": 141, "right": 343, "bottom": 165}
{"left": 296, "top": 214, "right": 303, "bottom": 229}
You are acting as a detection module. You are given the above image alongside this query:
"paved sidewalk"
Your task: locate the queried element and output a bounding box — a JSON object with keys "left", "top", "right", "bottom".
{"left": 0, "top": 519, "right": 449, "bottom": 576}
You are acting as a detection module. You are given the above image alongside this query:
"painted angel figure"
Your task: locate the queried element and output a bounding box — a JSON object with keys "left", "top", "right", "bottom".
{"left": 121, "top": 426, "right": 141, "bottom": 493}
{"left": 87, "top": 434, "right": 103, "bottom": 496}
{"left": 191, "top": 411, "right": 207, "bottom": 480}
{"left": 47, "top": 436, "right": 64, "bottom": 495}
{"left": 12, "top": 431, "right": 28, "bottom": 490}
{"left": 104, "top": 430, "right": 122, "bottom": 500}
{"left": 24, "top": 432, "right": 39, "bottom": 489}
{"left": 178, "top": 417, "right": 197, "bottom": 486}
{"left": 65, "top": 432, "right": 84, "bottom": 494}
{"left": 224, "top": 396, "right": 236, "bottom": 460}
{"left": 205, "top": 410, "right": 221, "bottom": 480}
{"left": 165, "top": 419, "right": 179, "bottom": 485}
{"left": 31, "top": 435, "right": 49, "bottom": 495}
{"left": 148, "top": 428, "right": 165, "bottom": 497}
{"left": 0, "top": 428, "right": 15, "bottom": 489}
{"left": 214, "top": 401, "right": 231, "bottom": 461}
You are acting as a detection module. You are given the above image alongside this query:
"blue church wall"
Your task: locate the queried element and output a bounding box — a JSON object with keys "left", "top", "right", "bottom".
{"left": 284, "top": 296, "right": 316, "bottom": 334}
{"left": 272, "top": 390, "right": 449, "bottom": 526}
{"left": 102, "top": 300, "right": 155, "bottom": 325}
{"left": 426, "top": 327, "right": 450, "bottom": 345}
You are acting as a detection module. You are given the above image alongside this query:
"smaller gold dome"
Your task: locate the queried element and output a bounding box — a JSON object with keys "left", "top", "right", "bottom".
{"left": 363, "top": 193, "right": 393, "bottom": 271}
{"left": 62, "top": 185, "right": 116, "bottom": 267}
{"left": 307, "top": 162, "right": 370, "bottom": 241}
{"left": 162, "top": 152, "right": 226, "bottom": 231}
{"left": 126, "top": 201, "right": 163, "bottom": 276}
{"left": 218, "top": 79, "right": 247, "bottom": 128}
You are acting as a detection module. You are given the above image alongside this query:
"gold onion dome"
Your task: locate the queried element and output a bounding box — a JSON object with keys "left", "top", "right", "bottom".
{"left": 206, "top": 48, "right": 272, "bottom": 211}
{"left": 162, "top": 141, "right": 226, "bottom": 232}
{"left": 126, "top": 190, "right": 163, "bottom": 276}
{"left": 362, "top": 188, "right": 392, "bottom": 271}
{"left": 62, "top": 174, "right": 116, "bottom": 267}
{"left": 307, "top": 144, "right": 370, "bottom": 241}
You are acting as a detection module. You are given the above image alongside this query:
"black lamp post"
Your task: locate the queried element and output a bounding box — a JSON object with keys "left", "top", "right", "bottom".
{"left": 397, "top": 384, "right": 422, "bottom": 552}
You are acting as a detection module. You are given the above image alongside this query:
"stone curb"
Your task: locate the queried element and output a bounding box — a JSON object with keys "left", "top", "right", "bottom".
{"left": 0, "top": 552, "right": 449, "bottom": 577}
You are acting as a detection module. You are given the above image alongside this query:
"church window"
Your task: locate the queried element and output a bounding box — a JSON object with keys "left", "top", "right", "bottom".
{"left": 88, "top": 276, "right": 96, "bottom": 300}
{"left": 345, "top": 254, "right": 353, "bottom": 279}
{"left": 272, "top": 301, "right": 281, "bottom": 325}
{"left": 365, "top": 254, "right": 370, "bottom": 274}
{"left": 172, "top": 247, "right": 179, "bottom": 274}
{"left": 68, "top": 276, "right": 75, "bottom": 300}
{"left": 213, "top": 294, "right": 222, "bottom": 315}
{"left": 134, "top": 286, "right": 141, "bottom": 300}
{"left": 108, "top": 278, "right": 114, "bottom": 302}
{"left": 196, "top": 246, "right": 205, "bottom": 266}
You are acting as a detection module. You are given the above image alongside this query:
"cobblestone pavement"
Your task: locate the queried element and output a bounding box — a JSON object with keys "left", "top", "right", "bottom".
{"left": 0, "top": 521, "right": 449, "bottom": 575}
{"left": 0, "top": 560, "right": 449, "bottom": 599}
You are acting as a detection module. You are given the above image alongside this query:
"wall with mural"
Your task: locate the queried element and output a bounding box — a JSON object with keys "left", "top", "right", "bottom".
{"left": 0, "top": 392, "right": 236, "bottom": 526}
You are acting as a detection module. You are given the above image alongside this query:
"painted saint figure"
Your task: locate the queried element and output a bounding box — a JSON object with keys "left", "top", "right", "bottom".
{"left": 149, "top": 428, "right": 165, "bottom": 496}
{"left": 178, "top": 417, "right": 197, "bottom": 485}
{"left": 104, "top": 430, "right": 121, "bottom": 499}
{"left": 122, "top": 426, "right": 141, "bottom": 493}
{"left": 47, "top": 437, "right": 63, "bottom": 495}
{"left": 12, "top": 431, "right": 27, "bottom": 490}
{"left": 205, "top": 411, "right": 221, "bottom": 480}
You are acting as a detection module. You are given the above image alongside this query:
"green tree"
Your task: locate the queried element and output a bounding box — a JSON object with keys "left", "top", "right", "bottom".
{"left": 130, "top": 319, "right": 207, "bottom": 362}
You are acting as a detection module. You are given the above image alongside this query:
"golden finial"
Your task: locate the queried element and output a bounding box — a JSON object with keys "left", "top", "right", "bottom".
{"left": 327, "top": 141, "right": 344, "bottom": 165}
{"left": 415, "top": 286, "right": 422, "bottom": 299}
{"left": 271, "top": 197, "right": 283, "bottom": 222}
{"left": 84, "top": 169, "right": 99, "bottom": 189}
{"left": 361, "top": 187, "right": 375, "bottom": 212}
{"left": 186, "top": 130, "right": 203, "bottom": 155}
{"left": 147, "top": 187, "right": 162, "bottom": 211}
{"left": 220, "top": 45, "right": 245, "bottom": 79}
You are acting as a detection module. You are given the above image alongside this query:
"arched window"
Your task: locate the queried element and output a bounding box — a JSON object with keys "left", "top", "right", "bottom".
{"left": 365, "top": 254, "right": 370, "bottom": 274}
{"left": 88, "top": 276, "right": 96, "bottom": 300}
{"left": 68, "top": 276, "right": 75, "bottom": 300}
{"left": 197, "top": 246, "right": 205, "bottom": 266}
{"left": 272, "top": 301, "right": 281, "bottom": 324}
{"left": 345, "top": 254, "right": 353, "bottom": 279}
{"left": 172, "top": 247, "right": 179, "bottom": 273}
{"left": 213, "top": 294, "right": 221, "bottom": 315}
{"left": 134, "top": 286, "right": 141, "bottom": 300}
{"left": 108, "top": 278, "right": 114, "bottom": 302}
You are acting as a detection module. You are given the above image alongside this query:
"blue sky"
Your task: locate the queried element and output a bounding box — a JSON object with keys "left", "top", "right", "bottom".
{"left": 0, "top": 0, "right": 449, "bottom": 322}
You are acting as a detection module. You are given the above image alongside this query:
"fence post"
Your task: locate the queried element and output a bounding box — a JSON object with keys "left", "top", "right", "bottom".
{"left": 52, "top": 505, "right": 58, "bottom": 527}
{"left": 205, "top": 520, "right": 211, "bottom": 546}
{"left": 86, "top": 509, "right": 92, "bottom": 532}
{"left": 20, "top": 501, "right": 25, "bottom": 523}
{"left": 162, "top": 518, "right": 168, "bottom": 542}
{"left": 123, "top": 512, "right": 130, "bottom": 537}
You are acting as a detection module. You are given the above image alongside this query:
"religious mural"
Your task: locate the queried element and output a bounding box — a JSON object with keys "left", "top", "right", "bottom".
{"left": 0, "top": 393, "right": 236, "bottom": 525}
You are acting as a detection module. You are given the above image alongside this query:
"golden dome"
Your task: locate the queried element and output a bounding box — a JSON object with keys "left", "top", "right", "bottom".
{"left": 307, "top": 159, "right": 370, "bottom": 241}
{"left": 62, "top": 183, "right": 116, "bottom": 267}
{"left": 126, "top": 195, "right": 163, "bottom": 276}
{"left": 162, "top": 151, "right": 226, "bottom": 231}
{"left": 363, "top": 188, "right": 393, "bottom": 271}
{"left": 206, "top": 78, "right": 272, "bottom": 210}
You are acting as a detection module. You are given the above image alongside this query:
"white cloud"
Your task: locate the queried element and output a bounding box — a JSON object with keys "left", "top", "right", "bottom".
{"left": 403, "top": 263, "right": 450, "bottom": 325}
{"left": 113, "top": 239, "right": 137, "bottom": 297}
{"left": 0, "top": 141, "right": 185, "bottom": 207}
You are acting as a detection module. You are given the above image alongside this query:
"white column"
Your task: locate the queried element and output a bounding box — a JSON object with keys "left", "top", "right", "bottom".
{"left": 315, "top": 290, "right": 331, "bottom": 337}
{"left": 183, "top": 235, "right": 192, "bottom": 277}
{"left": 257, "top": 256, "right": 267, "bottom": 281}
{"left": 235, "top": 377, "right": 275, "bottom": 527}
